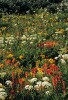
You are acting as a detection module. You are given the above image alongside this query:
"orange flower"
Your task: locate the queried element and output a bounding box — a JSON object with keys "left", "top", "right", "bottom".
{"left": 19, "top": 78, "right": 24, "bottom": 85}
{"left": 0, "top": 63, "right": 4, "bottom": 68}
{"left": 25, "top": 72, "right": 29, "bottom": 78}
{"left": 14, "top": 61, "right": 20, "bottom": 67}
{"left": 12, "top": 72, "right": 15, "bottom": 82}
{"left": 43, "top": 63, "right": 48, "bottom": 71}
{"left": 45, "top": 41, "right": 57, "bottom": 48}
{"left": 12, "top": 58, "right": 16, "bottom": 63}
{"left": 6, "top": 59, "right": 11, "bottom": 65}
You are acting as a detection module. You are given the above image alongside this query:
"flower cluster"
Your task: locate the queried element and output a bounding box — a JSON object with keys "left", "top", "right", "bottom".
{"left": 0, "top": 83, "right": 7, "bottom": 100}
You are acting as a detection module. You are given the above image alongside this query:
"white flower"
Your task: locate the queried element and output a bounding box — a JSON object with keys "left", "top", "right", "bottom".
{"left": 54, "top": 57, "right": 59, "bottom": 60}
{"left": 5, "top": 80, "right": 12, "bottom": 85}
{"left": 41, "top": 13, "right": 44, "bottom": 19}
{"left": 6, "top": 37, "right": 14, "bottom": 40}
{"left": 60, "top": 59, "right": 66, "bottom": 64}
{"left": 0, "top": 40, "right": 3, "bottom": 44}
{"left": 36, "top": 81, "right": 42, "bottom": 87}
{"left": 28, "top": 78, "right": 37, "bottom": 83}
{"left": 55, "top": 31, "right": 62, "bottom": 34}
{"left": 0, "top": 92, "right": 7, "bottom": 100}
{"left": 42, "top": 77, "right": 49, "bottom": 81}
{"left": 25, "top": 85, "right": 33, "bottom": 90}
{"left": 62, "top": 54, "right": 68, "bottom": 60}
{"left": 32, "top": 37, "right": 37, "bottom": 40}
{"left": 29, "top": 37, "right": 32, "bottom": 40}
{"left": 46, "top": 91, "right": 50, "bottom": 95}
{"left": 42, "top": 81, "right": 52, "bottom": 87}
{"left": 21, "top": 41, "right": 26, "bottom": 44}
{"left": 14, "top": 24, "right": 17, "bottom": 26}
{"left": 0, "top": 88, "right": 5, "bottom": 92}
{"left": 26, "top": 10, "right": 30, "bottom": 14}
{"left": 58, "top": 54, "right": 62, "bottom": 58}
{"left": 0, "top": 72, "right": 6, "bottom": 77}
{"left": 65, "top": 28, "right": 68, "bottom": 31}
{"left": 30, "top": 42, "right": 33, "bottom": 44}
{"left": 21, "top": 35, "right": 26, "bottom": 40}
{"left": 0, "top": 92, "right": 7, "bottom": 96}
{"left": 34, "top": 85, "right": 40, "bottom": 90}
{"left": 0, "top": 95, "right": 5, "bottom": 100}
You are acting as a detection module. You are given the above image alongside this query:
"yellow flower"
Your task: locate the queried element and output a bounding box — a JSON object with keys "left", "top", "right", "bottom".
{"left": 1, "top": 27, "right": 6, "bottom": 31}
{"left": 0, "top": 63, "right": 4, "bottom": 68}
{"left": 40, "top": 54, "right": 45, "bottom": 59}
{"left": 36, "top": 60, "right": 40, "bottom": 67}
{"left": 48, "top": 58, "right": 55, "bottom": 64}
{"left": 30, "top": 72, "right": 32, "bottom": 76}
{"left": 37, "top": 67, "right": 42, "bottom": 72}
{"left": 7, "top": 54, "right": 14, "bottom": 58}
{"left": 22, "top": 77, "right": 25, "bottom": 81}
{"left": 18, "top": 69, "right": 22, "bottom": 74}
{"left": 38, "top": 32, "right": 42, "bottom": 35}
{"left": 55, "top": 29, "right": 64, "bottom": 34}
{"left": 0, "top": 83, "right": 3, "bottom": 88}
{"left": 19, "top": 55, "right": 24, "bottom": 59}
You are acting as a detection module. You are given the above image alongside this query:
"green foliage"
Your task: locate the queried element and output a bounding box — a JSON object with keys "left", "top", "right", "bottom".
{"left": 0, "top": 0, "right": 64, "bottom": 14}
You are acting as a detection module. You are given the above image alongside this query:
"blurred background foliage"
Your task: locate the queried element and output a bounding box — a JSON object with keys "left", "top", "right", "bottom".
{"left": 0, "top": 0, "right": 68, "bottom": 14}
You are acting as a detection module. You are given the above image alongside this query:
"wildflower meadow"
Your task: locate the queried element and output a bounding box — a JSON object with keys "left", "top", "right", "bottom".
{"left": 0, "top": 0, "right": 68, "bottom": 100}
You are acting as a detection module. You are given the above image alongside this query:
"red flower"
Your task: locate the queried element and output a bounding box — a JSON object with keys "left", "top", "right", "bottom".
{"left": 31, "top": 68, "right": 37, "bottom": 73}
{"left": 52, "top": 75, "right": 61, "bottom": 89}
{"left": 50, "top": 64, "right": 59, "bottom": 74}
{"left": 46, "top": 69, "right": 53, "bottom": 75}
{"left": 37, "top": 42, "right": 45, "bottom": 47}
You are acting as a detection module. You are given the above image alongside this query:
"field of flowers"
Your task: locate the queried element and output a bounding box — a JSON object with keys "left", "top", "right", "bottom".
{"left": 0, "top": 9, "right": 68, "bottom": 100}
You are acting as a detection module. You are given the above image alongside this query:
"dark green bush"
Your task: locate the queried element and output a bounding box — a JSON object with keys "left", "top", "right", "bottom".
{"left": 47, "top": 4, "right": 57, "bottom": 13}
{"left": 0, "top": 0, "right": 63, "bottom": 14}
{"left": 49, "top": 0, "right": 62, "bottom": 3}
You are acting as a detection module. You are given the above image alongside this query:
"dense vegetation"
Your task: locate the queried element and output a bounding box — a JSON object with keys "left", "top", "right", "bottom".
{"left": 0, "top": 0, "right": 68, "bottom": 100}
{"left": 0, "top": 0, "right": 68, "bottom": 13}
